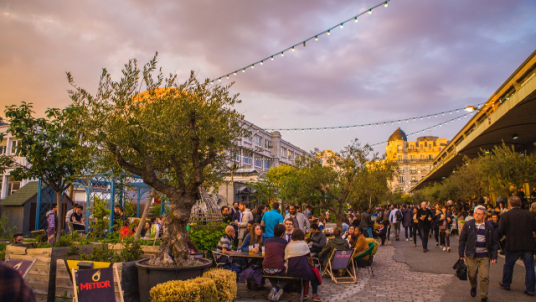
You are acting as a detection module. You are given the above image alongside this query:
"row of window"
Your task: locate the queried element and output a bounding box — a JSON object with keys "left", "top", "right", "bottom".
{"left": 397, "top": 176, "right": 426, "bottom": 184}
{"left": 231, "top": 151, "right": 272, "bottom": 170}
{"left": 0, "top": 176, "right": 21, "bottom": 198}
{"left": 0, "top": 140, "right": 19, "bottom": 155}
{"left": 397, "top": 154, "right": 434, "bottom": 161}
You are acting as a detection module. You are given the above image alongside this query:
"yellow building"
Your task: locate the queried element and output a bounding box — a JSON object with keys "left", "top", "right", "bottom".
{"left": 317, "top": 150, "right": 338, "bottom": 167}
{"left": 385, "top": 128, "right": 448, "bottom": 193}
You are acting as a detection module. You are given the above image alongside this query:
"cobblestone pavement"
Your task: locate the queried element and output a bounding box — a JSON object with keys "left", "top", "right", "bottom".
{"left": 236, "top": 242, "right": 453, "bottom": 302}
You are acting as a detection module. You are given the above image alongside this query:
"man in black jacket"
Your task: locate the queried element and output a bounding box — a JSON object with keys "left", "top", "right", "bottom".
{"left": 417, "top": 202, "right": 433, "bottom": 252}
{"left": 459, "top": 205, "right": 498, "bottom": 302}
{"left": 498, "top": 196, "right": 536, "bottom": 296}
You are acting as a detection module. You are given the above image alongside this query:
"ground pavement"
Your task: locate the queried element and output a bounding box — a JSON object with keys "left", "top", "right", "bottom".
{"left": 236, "top": 233, "right": 534, "bottom": 302}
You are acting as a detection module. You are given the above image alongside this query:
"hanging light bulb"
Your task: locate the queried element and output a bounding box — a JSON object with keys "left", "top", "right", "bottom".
{"left": 303, "top": 41, "right": 306, "bottom": 47}
{"left": 271, "top": 56, "right": 274, "bottom": 60}
{"left": 314, "top": 35, "right": 318, "bottom": 41}
{"left": 327, "top": 30, "right": 331, "bottom": 35}
{"left": 260, "top": 60, "right": 264, "bottom": 65}
{"left": 211, "top": 81, "right": 214, "bottom": 85}
{"left": 242, "top": 68, "right": 245, "bottom": 72}
{"left": 354, "top": 16, "right": 358, "bottom": 22}
{"left": 384, "top": 1, "right": 388, "bottom": 7}
{"left": 218, "top": 78, "right": 222, "bottom": 82}
{"left": 340, "top": 23, "right": 344, "bottom": 29}
{"left": 291, "top": 46, "right": 295, "bottom": 52}
{"left": 226, "top": 75, "right": 229, "bottom": 79}
{"left": 280, "top": 52, "right": 284, "bottom": 57}
{"left": 368, "top": 9, "right": 372, "bottom": 14}
{"left": 251, "top": 64, "right": 254, "bottom": 69}
{"left": 234, "top": 72, "right": 237, "bottom": 76}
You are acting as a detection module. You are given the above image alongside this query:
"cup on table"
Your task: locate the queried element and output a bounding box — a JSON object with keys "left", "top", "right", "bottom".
{"left": 249, "top": 245, "right": 253, "bottom": 255}
{"left": 262, "top": 246, "right": 265, "bottom": 256}
{"left": 254, "top": 244, "right": 259, "bottom": 253}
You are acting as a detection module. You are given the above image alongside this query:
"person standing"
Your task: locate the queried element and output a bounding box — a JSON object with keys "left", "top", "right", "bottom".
{"left": 438, "top": 206, "right": 452, "bottom": 252}
{"left": 459, "top": 205, "right": 498, "bottom": 302}
{"left": 431, "top": 203, "right": 442, "bottom": 247}
{"left": 410, "top": 207, "right": 420, "bottom": 247}
{"left": 402, "top": 204, "right": 413, "bottom": 242}
{"left": 221, "top": 206, "right": 232, "bottom": 224}
{"left": 285, "top": 204, "right": 310, "bottom": 233}
{"left": 261, "top": 202, "right": 284, "bottom": 238}
{"left": 359, "top": 207, "right": 373, "bottom": 238}
{"left": 499, "top": 196, "right": 536, "bottom": 296}
{"left": 237, "top": 202, "right": 253, "bottom": 245}
{"left": 417, "top": 202, "right": 433, "bottom": 252}
{"left": 388, "top": 205, "right": 402, "bottom": 241}
{"left": 46, "top": 204, "right": 58, "bottom": 245}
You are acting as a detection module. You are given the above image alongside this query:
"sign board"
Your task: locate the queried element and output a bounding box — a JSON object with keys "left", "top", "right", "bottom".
{"left": 72, "top": 267, "right": 123, "bottom": 302}
{"left": 331, "top": 250, "right": 352, "bottom": 270}
{"left": 4, "top": 259, "right": 36, "bottom": 278}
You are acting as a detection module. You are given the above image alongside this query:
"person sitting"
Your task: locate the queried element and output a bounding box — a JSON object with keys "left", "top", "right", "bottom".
{"left": 240, "top": 223, "right": 265, "bottom": 252}
{"left": 352, "top": 226, "right": 370, "bottom": 261}
{"left": 283, "top": 218, "right": 295, "bottom": 243}
{"left": 216, "top": 225, "right": 242, "bottom": 275}
{"left": 318, "top": 227, "right": 350, "bottom": 266}
{"left": 243, "top": 220, "right": 255, "bottom": 240}
{"left": 12, "top": 233, "right": 24, "bottom": 246}
{"left": 342, "top": 225, "right": 355, "bottom": 242}
{"left": 263, "top": 224, "right": 288, "bottom": 301}
{"left": 285, "top": 229, "right": 323, "bottom": 301}
{"left": 307, "top": 223, "right": 327, "bottom": 254}
{"left": 72, "top": 205, "right": 86, "bottom": 231}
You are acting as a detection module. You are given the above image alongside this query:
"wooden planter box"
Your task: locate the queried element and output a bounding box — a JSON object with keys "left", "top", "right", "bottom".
{"left": 108, "top": 243, "right": 160, "bottom": 259}
{"left": 5, "top": 244, "right": 93, "bottom": 302}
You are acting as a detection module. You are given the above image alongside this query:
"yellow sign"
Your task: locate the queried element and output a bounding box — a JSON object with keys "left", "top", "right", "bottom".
{"left": 66, "top": 260, "right": 111, "bottom": 272}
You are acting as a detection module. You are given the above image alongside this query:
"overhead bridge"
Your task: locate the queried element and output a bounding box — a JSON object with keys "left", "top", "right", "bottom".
{"left": 412, "top": 49, "right": 536, "bottom": 191}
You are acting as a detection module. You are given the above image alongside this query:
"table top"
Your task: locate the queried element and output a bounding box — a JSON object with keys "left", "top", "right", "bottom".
{"left": 228, "top": 251, "right": 265, "bottom": 259}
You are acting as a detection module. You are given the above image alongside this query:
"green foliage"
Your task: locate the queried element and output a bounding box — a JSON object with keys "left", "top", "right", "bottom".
{"left": 87, "top": 196, "right": 112, "bottom": 241}
{"left": 81, "top": 237, "right": 143, "bottom": 263}
{"left": 0, "top": 214, "right": 17, "bottom": 238}
{"left": 202, "top": 269, "right": 238, "bottom": 302}
{"left": 0, "top": 242, "right": 6, "bottom": 260}
{"left": 189, "top": 223, "right": 226, "bottom": 254}
{"left": 124, "top": 201, "right": 137, "bottom": 218}
{"left": 150, "top": 277, "right": 218, "bottom": 302}
{"left": 149, "top": 203, "right": 170, "bottom": 218}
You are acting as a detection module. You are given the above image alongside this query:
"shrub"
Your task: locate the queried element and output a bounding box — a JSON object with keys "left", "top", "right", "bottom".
{"left": 202, "top": 269, "right": 237, "bottom": 302}
{"left": 189, "top": 223, "right": 226, "bottom": 255}
{"left": 150, "top": 277, "right": 217, "bottom": 302}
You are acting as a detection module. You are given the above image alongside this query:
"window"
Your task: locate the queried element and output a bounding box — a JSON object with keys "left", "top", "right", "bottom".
{"left": 398, "top": 176, "right": 404, "bottom": 184}
{"left": 410, "top": 155, "right": 415, "bottom": 161}
{"left": 254, "top": 135, "right": 262, "bottom": 146}
{"left": 281, "top": 147, "right": 287, "bottom": 158}
{"left": 264, "top": 139, "right": 272, "bottom": 149}
{"left": 0, "top": 145, "right": 6, "bottom": 155}
{"left": 243, "top": 153, "right": 251, "bottom": 165}
{"left": 289, "top": 151, "right": 294, "bottom": 161}
{"left": 411, "top": 177, "right": 418, "bottom": 183}
{"left": 254, "top": 157, "right": 262, "bottom": 168}
{"left": 421, "top": 154, "right": 425, "bottom": 160}
{"left": 231, "top": 151, "right": 240, "bottom": 162}
{"left": 264, "top": 160, "right": 271, "bottom": 170}
{"left": 6, "top": 176, "right": 20, "bottom": 197}
{"left": 428, "top": 155, "right": 434, "bottom": 160}
{"left": 398, "top": 155, "right": 403, "bottom": 162}
{"left": 410, "top": 167, "right": 416, "bottom": 174}
{"left": 10, "top": 140, "right": 19, "bottom": 154}
{"left": 0, "top": 176, "right": 3, "bottom": 197}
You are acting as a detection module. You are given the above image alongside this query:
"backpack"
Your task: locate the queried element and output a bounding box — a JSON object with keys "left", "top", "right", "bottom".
{"left": 395, "top": 209, "right": 402, "bottom": 221}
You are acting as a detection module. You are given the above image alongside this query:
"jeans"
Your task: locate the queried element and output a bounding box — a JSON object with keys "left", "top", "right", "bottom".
{"left": 419, "top": 226, "right": 430, "bottom": 249}
{"left": 433, "top": 226, "right": 439, "bottom": 243}
{"left": 439, "top": 230, "right": 450, "bottom": 248}
{"left": 391, "top": 222, "right": 401, "bottom": 239}
{"left": 404, "top": 226, "right": 413, "bottom": 239}
{"left": 412, "top": 227, "right": 420, "bottom": 245}
{"left": 502, "top": 250, "right": 536, "bottom": 293}
{"left": 466, "top": 257, "right": 490, "bottom": 298}
{"left": 362, "top": 227, "right": 373, "bottom": 238}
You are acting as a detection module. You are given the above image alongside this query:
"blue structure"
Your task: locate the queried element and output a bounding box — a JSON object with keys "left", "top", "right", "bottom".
{"left": 35, "top": 174, "right": 153, "bottom": 233}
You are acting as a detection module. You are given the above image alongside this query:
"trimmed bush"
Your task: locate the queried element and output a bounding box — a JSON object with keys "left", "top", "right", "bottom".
{"left": 202, "top": 269, "right": 237, "bottom": 302}
{"left": 149, "top": 277, "right": 217, "bottom": 302}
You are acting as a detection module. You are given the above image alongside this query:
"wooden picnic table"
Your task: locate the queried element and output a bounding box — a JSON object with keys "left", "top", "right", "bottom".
{"left": 228, "top": 251, "right": 265, "bottom": 259}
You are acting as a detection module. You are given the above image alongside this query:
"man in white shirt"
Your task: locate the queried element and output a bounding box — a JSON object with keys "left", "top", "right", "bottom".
{"left": 284, "top": 204, "right": 310, "bottom": 233}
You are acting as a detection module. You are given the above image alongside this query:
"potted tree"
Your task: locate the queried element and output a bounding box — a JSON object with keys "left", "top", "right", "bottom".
{"left": 67, "top": 54, "right": 246, "bottom": 302}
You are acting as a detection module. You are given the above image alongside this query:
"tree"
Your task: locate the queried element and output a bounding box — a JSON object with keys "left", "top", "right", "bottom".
{"left": 67, "top": 54, "right": 246, "bottom": 266}
{"left": 2, "top": 102, "right": 90, "bottom": 241}
{"left": 350, "top": 159, "right": 398, "bottom": 209}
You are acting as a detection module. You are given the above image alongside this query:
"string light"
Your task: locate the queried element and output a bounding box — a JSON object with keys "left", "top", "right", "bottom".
{"left": 260, "top": 60, "right": 264, "bottom": 65}
{"left": 384, "top": 1, "right": 388, "bottom": 7}
{"left": 211, "top": 0, "right": 392, "bottom": 83}
{"left": 263, "top": 104, "right": 483, "bottom": 132}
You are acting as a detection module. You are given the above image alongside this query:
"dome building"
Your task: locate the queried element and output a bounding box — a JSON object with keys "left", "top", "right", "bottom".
{"left": 385, "top": 128, "right": 448, "bottom": 193}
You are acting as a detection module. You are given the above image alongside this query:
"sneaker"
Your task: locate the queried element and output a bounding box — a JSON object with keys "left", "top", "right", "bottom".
{"left": 273, "top": 288, "right": 284, "bottom": 301}
{"left": 312, "top": 293, "right": 322, "bottom": 301}
{"left": 447, "top": 247, "right": 451, "bottom": 252}
{"left": 481, "top": 298, "right": 488, "bottom": 302}
{"left": 268, "top": 287, "right": 277, "bottom": 301}
{"left": 470, "top": 287, "right": 476, "bottom": 297}
{"left": 524, "top": 291, "right": 535, "bottom": 296}
{"left": 499, "top": 282, "right": 511, "bottom": 291}
{"left": 406, "top": 238, "right": 409, "bottom": 241}
{"left": 443, "top": 247, "right": 446, "bottom": 251}
{"left": 436, "top": 243, "right": 439, "bottom": 247}
{"left": 413, "top": 244, "right": 416, "bottom": 247}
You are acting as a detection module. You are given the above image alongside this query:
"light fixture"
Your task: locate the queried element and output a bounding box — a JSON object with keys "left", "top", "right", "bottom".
{"left": 368, "top": 9, "right": 372, "bottom": 14}
{"left": 271, "top": 56, "right": 274, "bottom": 60}
{"left": 234, "top": 72, "right": 237, "bottom": 76}
{"left": 218, "top": 78, "right": 221, "bottom": 82}
{"left": 314, "top": 35, "right": 318, "bottom": 41}
{"left": 260, "top": 60, "right": 264, "bottom": 65}
{"left": 384, "top": 1, "right": 388, "bottom": 7}
{"left": 291, "top": 46, "right": 295, "bottom": 51}
{"left": 242, "top": 68, "right": 245, "bottom": 72}
{"left": 354, "top": 16, "right": 358, "bottom": 22}
{"left": 303, "top": 41, "right": 306, "bottom": 47}
{"left": 280, "top": 52, "right": 284, "bottom": 57}
{"left": 226, "top": 75, "right": 229, "bottom": 79}
{"left": 512, "top": 134, "right": 519, "bottom": 140}
{"left": 464, "top": 105, "right": 478, "bottom": 112}
{"left": 327, "top": 30, "right": 331, "bottom": 35}
{"left": 251, "top": 64, "right": 254, "bottom": 68}
{"left": 340, "top": 23, "right": 344, "bottom": 29}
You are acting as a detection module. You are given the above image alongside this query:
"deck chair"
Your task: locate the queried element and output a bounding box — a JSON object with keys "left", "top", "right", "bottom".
{"left": 353, "top": 241, "right": 375, "bottom": 277}
{"left": 323, "top": 249, "right": 356, "bottom": 284}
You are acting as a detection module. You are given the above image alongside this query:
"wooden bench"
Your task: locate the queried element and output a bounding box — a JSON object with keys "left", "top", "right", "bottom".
{"left": 262, "top": 275, "right": 305, "bottom": 302}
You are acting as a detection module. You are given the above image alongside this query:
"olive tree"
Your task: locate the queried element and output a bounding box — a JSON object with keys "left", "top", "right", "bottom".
{"left": 67, "top": 55, "right": 246, "bottom": 266}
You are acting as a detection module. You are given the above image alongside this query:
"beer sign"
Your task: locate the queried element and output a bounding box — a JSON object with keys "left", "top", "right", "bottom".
{"left": 73, "top": 267, "right": 123, "bottom": 302}
{"left": 4, "top": 259, "right": 36, "bottom": 278}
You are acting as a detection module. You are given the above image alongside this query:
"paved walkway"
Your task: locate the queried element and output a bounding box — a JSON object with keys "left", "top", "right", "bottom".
{"left": 236, "top": 242, "right": 452, "bottom": 302}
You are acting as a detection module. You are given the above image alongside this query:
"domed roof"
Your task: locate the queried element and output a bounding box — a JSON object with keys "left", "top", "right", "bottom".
{"left": 388, "top": 127, "right": 407, "bottom": 142}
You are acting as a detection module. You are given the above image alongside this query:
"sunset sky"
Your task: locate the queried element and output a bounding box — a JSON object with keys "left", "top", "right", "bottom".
{"left": 1, "top": 0, "right": 535, "bottom": 153}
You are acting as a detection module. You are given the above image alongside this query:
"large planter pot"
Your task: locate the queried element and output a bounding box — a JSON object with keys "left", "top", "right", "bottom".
{"left": 136, "top": 257, "right": 212, "bottom": 302}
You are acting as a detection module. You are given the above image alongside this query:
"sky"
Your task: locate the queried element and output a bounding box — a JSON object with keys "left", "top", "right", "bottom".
{"left": 1, "top": 0, "right": 535, "bottom": 154}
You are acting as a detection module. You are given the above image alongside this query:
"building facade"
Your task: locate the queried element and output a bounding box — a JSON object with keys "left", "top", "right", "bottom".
{"left": 385, "top": 128, "right": 448, "bottom": 193}
{"left": 0, "top": 123, "right": 32, "bottom": 200}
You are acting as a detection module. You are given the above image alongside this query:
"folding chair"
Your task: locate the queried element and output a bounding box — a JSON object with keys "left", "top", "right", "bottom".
{"left": 353, "top": 241, "right": 375, "bottom": 277}
{"left": 323, "top": 249, "right": 356, "bottom": 284}
{"left": 212, "top": 251, "right": 232, "bottom": 268}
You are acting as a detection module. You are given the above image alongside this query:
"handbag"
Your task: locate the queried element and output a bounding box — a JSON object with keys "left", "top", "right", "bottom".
{"left": 452, "top": 259, "right": 467, "bottom": 281}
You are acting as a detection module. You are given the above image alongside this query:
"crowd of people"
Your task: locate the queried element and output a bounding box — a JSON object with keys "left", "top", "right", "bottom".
{"left": 216, "top": 201, "right": 376, "bottom": 301}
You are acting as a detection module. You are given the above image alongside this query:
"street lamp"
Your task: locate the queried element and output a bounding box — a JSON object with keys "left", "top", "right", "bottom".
{"left": 464, "top": 105, "right": 478, "bottom": 112}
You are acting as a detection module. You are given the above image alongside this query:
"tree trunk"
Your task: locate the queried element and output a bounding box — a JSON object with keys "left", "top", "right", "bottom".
{"left": 55, "top": 191, "right": 62, "bottom": 243}
{"left": 148, "top": 196, "right": 195, "bottom": 267}
{"left": 134, "top": 193, "right": 153, "bottom": 240}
